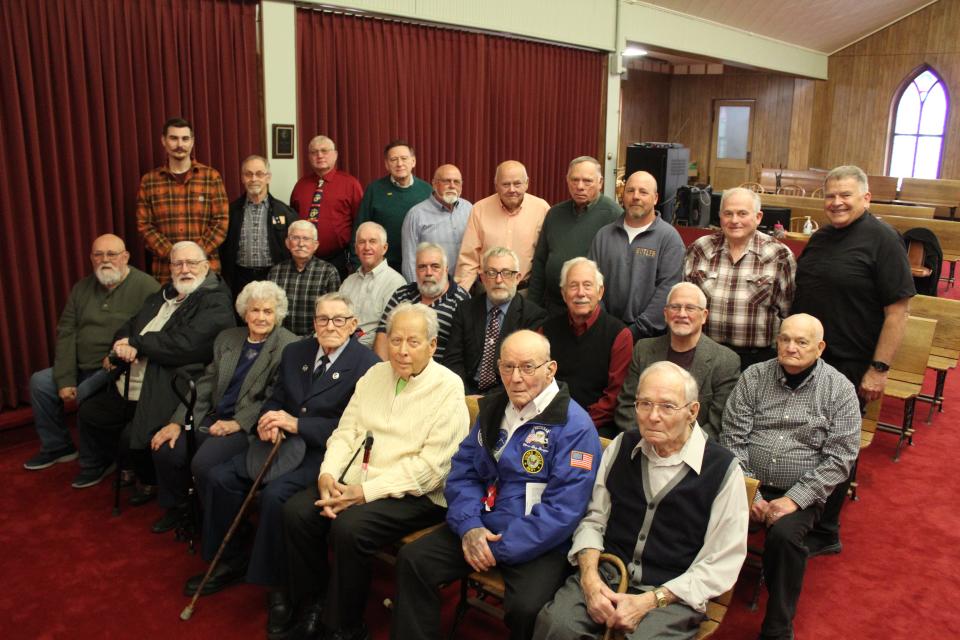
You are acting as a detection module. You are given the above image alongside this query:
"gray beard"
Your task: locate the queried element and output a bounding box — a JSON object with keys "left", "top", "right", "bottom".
{"left": 95, "top": 266, "right": 123, "bottom": 287}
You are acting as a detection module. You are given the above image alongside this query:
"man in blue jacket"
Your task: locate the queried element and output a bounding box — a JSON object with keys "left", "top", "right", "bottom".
{"left": 392, "top": 329, "right": 601, "bottom": 640}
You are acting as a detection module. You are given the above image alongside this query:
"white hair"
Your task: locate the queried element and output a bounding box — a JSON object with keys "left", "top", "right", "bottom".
{"left": 386, "top": 302, "right": 439, "bottom": 341}
{"left": 288, "top": 220, "right": 318, "bottom": 240}
{"left": 236, "top": 281, "right": 289, "bottom": 325}
{"left": 559, "top": 256, "right": 604, "bottom": 289}
{"left": 667, "top": 282, "right": 707, "bottom": 308}
{"left": 636, "top": 361, "right": 699, "bottom": 405}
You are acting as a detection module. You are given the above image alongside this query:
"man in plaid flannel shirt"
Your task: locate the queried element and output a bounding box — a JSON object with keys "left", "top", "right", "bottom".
{"left": 136, "top": 117, "right": 229, "bottom": 283}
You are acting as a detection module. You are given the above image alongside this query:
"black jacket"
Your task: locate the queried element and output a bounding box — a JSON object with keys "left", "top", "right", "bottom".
{"left": 220, "top": 193, "right": 295, "bottom": 293}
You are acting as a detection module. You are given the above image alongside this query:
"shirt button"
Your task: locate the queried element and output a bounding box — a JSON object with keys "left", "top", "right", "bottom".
{"left": 300, "top": 407, "right": 307, "bottom": 414}
{"left": 648, "top": 503, "right": 656, "bottom": 510}
{"left": 784, "top": 415, "right": 789, "bottom": 420}
{"left": 772, "top": 458, "right": 777, "bottom": 463}
{"left": 638, "top": 533, "right": 646, "bottom": 541}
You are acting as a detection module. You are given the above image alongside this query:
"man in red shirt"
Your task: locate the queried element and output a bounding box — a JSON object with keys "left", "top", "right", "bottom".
{"left": 289, "top": 135, "right": 363, "bottom": 279}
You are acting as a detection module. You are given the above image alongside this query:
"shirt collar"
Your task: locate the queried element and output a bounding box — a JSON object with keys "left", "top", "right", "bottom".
{"left": 498, "top": 196, "right": 524, "bottom": 216}
{"left": 484, "top": 294, "right": 512, "bottom": 316}
{"left": 505, "top": 379, "right": 560, "bottom": 423}
{"left": 390, "top": 174, "right": 415, "bottom": 188}
{"left": 636, "top": 423, "right": 706, "bottom": 474}
{"left": 777, "top": 358, "right": 823, "bottom": 391}
{"left": 568, "top": 304, "right": 602, "bottom": 336}
{"left": 315, "top": 338, "right": 350, "bottom": 369}
{"left": 359, "top": 259, "right": 389, "bottom": 278}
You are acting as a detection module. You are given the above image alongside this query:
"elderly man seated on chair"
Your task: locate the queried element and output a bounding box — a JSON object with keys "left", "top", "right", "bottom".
{"left": 393, "top": 329, "right": 601, "bottom": 640}
{"left": 534, "top": 361, "right": 748, "bottom": 640}
{"left": 720, "top": 314, "right": 860, "bottom": 640}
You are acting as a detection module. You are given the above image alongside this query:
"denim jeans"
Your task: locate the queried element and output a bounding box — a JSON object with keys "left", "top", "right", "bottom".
{"left": 29, "top": 366, "right": 110, "bottom": 458}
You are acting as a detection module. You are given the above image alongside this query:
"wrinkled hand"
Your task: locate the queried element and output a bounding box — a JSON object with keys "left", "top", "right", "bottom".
{"left": 859, "top": 368, "right": 888, "bottom": 402}
{"left": 764, "top": 496, "right": 799, "bottom": 527}
{"left": 750, "top": 497, "right": 770, "bottom": 523}
{"left": 257, "top": 410, "right": 298, "bottom": 443}
{"left": 608, "top": 591, "right": 656, "bottom": 632}
{"left": 581, "top": 571, "right": 617, "bottom": 625}
{"left": 58, "top": 387, "right": 78, "bottom": 403}
{"left": 461, "top": 527, "right": 501, "bottom": 572}
{"left": 112, "top": 338, "right": 138, "bottom": 363}
{"left": 102, "top": 355, "right": 116, "bottom": 371}
{"left": 315, "top": 473, "right": 365, "bottom": 518}
{"left": 209, "top": 419, "right": 241, "bottom": 437}
{"left": 150, "top": 423, "right": 182, "bottom": 451}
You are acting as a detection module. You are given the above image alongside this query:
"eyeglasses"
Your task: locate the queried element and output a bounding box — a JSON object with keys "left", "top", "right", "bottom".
{"left": 242, "top": 171, "right": 269, "bottom": 179}
{"left": 315, "top": 315, "right": 354, "bottom": 327}
{"left": 634, "top": 400, "right": 693, "bottom": 416}
{"left": 665, "top": 304, "right": 705, "bottom": 314}
{"left": 91, "top": 251, "right": 124, "bottom": 260}
{"left": 483, "top": 268, "right": 519, "bottom": 280}
{"left": 170, "top": 259, "right": 207, "bottom": 269}
{"left": 497, "top": 360, "right": 550, "bottom": 377}
{"left": 289, "top": 235, "right": 317, "bottom": 245}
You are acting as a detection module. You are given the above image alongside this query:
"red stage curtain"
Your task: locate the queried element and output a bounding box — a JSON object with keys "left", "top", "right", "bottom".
{"left": 295, "top": 9, "right": 607, "bottom": 205}
{"left": 0, "top": 0, "right": 261, "bottom": 408}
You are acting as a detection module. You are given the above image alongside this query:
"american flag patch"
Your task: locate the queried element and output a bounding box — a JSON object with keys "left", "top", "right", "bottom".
{"left": 570, "top": 450, "right": 593, "bottom": 470}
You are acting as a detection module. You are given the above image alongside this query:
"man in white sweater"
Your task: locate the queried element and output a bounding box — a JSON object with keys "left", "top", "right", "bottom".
{"left": 281, "top": 302, "right": 470, "bottom": 640}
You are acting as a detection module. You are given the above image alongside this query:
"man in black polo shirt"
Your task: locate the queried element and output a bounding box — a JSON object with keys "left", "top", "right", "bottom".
{"left": 792, "top": 164, "right": 915, "bottom": 555}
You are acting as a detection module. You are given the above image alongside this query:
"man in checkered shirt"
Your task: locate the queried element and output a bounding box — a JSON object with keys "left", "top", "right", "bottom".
{"left": 721, "top": 313, "right": 860, "bottom": 640}
{"left": 684, "top": 187, "right": 796, "bottom": 371}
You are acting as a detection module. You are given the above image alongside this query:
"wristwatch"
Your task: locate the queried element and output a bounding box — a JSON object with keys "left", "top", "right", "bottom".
{"left": 870, "top": 360, "right": 890, "bottom": 372}
{"left": 653, "top": 587, "right": 668, "bottom": 608}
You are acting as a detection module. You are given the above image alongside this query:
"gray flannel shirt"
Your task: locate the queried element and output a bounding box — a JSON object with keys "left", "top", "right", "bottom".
{"left": 720, "top": 358, "right": 860, "bottom": 509}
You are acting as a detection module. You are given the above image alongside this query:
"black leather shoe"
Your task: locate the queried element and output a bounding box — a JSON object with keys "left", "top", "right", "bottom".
{"left": 327, "top": 625, "right": 370, "bottom": 640}
{"left": 267, "top": 591, "right": 295, "bottom": 639}
{"left": 151, "top": 505, "right": 189, "bottom": 534}
{"left": 183, "top": 560, "right": 247, "bottom": 596}
{"left": 129, "top": 484, "right": 157, "bottom": 506}
{"left": 805, "top": 531, "right": 842, "bottom": 558}
{"left": 288, "top": 602, "right": 324, "bottom": 640}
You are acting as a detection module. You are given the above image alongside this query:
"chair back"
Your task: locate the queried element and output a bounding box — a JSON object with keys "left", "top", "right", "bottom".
{"left": 778, "top": 184, "right": 805, "bottom": 196}
{"left": 890, "top": 316, "right": 937, "bottom": 381}
{"left": 907, "top": 241, "right": 932, "bottom": 277}
{"left": 739, "top": 182, "right": 765, "bottom": 193}
{"left": 908, "top": 296, "right": 960, "bottom": 359}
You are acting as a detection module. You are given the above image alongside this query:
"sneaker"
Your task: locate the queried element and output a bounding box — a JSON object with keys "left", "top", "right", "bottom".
{"left": 23, "top": 447, "right": 78, "bottom": 471}
{"left": 71, "top": 462, "right": 117, "bottom": 489}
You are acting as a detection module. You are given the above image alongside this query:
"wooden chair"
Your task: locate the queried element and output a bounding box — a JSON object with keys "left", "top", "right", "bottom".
{"left": 777, "top": 184, "right": 805, "bottom": 196}
{"left": 788, "top": 217, "right": 819, "bottom": 234}
{"left": 810, "top": 187, "right": 824, "bottom": 198}
{"left": 848, "top": 398, "right": 881, "bottom": 501}
{"left": 876, "top": 315, "right": 937, "bottom": 461}
{"left": 907, "top": 241, "right": 933, "bottom": 277}
{"left": 739, "top": 182, "right": 765, "bottom": 193}
{"left": 908, "top": 295, "right": 960, "bottom": 422}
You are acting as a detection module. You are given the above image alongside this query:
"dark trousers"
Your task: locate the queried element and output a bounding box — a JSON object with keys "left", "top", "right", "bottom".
{"left": 282, "top": 487, "right": 445, "bottom": 630}
{"left": 760, "top": 486, "right": 823, "bottom": 637}
{"left": 201, "top": 452, "right": 319, "bottom": 587}
{"left": 319, "top": 250, "right": 349, "bottom": 281}
{"left": 76, "top": 383, "right": 155, "bottom": 482}
{"left": 724, "top": 344, "right": 777, "bottom": 371}
{"left": 231, "top": 264, "right": 273, "bottom": 298}
{"left": 152, "top": 421, "right": 248, "bottom": 508}
{"left": 392, "top": 525, "right": 571, "bottom": 640}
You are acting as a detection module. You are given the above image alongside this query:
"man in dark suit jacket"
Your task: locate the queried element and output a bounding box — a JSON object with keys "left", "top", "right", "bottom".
{"left": 219, "top": 155, "right": 295, "bottom": 296}
{"left": 444, "top": 247, "right": 547, "bottom": 394}
{"left": 184, "top": 292, "right": 379, "bottom": 639}
{"left": 613, "top": 282, "right": 740, "bottom": 440}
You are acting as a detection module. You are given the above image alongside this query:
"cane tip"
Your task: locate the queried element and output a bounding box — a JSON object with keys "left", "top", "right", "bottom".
{"left": 180, "top": 606, "right": 194, "bottom": 621}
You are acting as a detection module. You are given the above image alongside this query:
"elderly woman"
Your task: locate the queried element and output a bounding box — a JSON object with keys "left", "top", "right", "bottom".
{"left": 146, "top": 281, "right": 298, "bottom": 534}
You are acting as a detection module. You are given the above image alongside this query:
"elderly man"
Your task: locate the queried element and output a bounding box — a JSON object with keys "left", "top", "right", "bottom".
{"left": 541, "top": 258, "right": 632, "bottom": 437}
{"left": 289, "top": 135, "right": 364, "bottom": 278}
{"left": 73, "top": 242, "right": 234, "bottom": 495}
{"left": 685, "top": 187, "right": 796, "bottom": 369}
{"left": 352, "top": 140, "right": 433, "bottom": 272}
{"left": 373, "top": 242, "right": 469, "bottom": 361}
{"left": 220, "top": 155, "right": 295, "bottom": 296}
{"left": 721, "top": 314, "right": 860, "bottom": 640}
{"left": 445, "top": 247, "right": 547, "bottom": 395}
{"left": 613, "top": 283, "right": 740, "bottom": 440}
{"left": 268, "top": 221, "right": 341, "bottom": 337}
{"left": 281, "top": 303, "right": 470, "bottom": 640}
{"left": 24, "top": 234, "right": 159, "bottom": 471}
{"left": 455, "top": 161, "right": 550, "bottom": 291}
{"left": 393, "top": 330, "right": 601, "bottom": 640}
{"left": 792, "top": 165, "right": 914, "bottom": 555}
{"left": 136, "top": 117, "right": 229, "bottom": 282}
{"left": 534, "top": 361, "right": 749, "bottom": 640}
{"left": 183, "top": 293, "right": 379, "bottom": 639}
{"left": 339, "top": 222, "right": 406, "bottom": 347}
{"left": 589, "top": 171, "right": 684, "bottom": 340}
{"left": 529, "top": 157, "right": 622, "bottom": 315}
{"left": 400, "top": 164, "right": 472, "bottom": 282}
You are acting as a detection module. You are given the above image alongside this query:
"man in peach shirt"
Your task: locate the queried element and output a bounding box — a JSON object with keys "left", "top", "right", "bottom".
{"left": 455, "top": 161, "right": 550, "bottom": 292}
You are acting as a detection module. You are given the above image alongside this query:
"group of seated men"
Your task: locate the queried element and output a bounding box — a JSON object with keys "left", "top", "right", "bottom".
{"left": 24, "top": 132, "right": 914, "bottom": 640}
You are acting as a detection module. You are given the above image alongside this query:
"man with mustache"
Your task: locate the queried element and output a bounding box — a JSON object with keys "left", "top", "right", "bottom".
{"left": 400, "top": 164, "right": 473, "bottom": 282}
{"left": 23, "top": 234, "right": 159, "bottom": 472}
{"left": 540, "top": 258, "right": 633, "bottom": 437}
{"left": 136, "top": 117, "right": 229, "bottom": 283}
{"left": 613, "top": 282, "right": 740, "bottom": 441}
{"left": 72, "top": 242, "right": 234, "bottom": 496}
{"left": 444, "top": 247, "right": 547, "bottom": 395}
{"left": 373, "top": 242, "right": 469, "bottom": 361}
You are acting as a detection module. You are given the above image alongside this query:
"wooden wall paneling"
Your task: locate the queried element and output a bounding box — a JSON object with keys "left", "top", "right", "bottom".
{"left": 618, "top": 68, "right": 671, "bottom": 167}
{"left": 788, "top": 79, "right": 815, "bottom": 169}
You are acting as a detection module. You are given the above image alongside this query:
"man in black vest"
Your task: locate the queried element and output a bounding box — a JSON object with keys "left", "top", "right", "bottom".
{"left": 540, "top": 257, "right": 633, "bottom": 437}
{"left": 534, "top": 361, "right": 748, "bottom": 639}
{"left": 444, "top": 247, "right": 547, "bottom": 394}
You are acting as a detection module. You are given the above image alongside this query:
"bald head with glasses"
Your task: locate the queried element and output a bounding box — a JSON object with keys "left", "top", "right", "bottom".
{"left": 498, "top": 330, "right": 558, "bottom": 411}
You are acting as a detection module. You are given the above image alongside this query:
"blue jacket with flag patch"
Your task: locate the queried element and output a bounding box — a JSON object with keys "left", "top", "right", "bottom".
{"left": 444, "top": 382, "right": 601, "bottom": 565}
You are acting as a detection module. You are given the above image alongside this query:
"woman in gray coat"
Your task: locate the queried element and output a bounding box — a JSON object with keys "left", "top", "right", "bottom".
{"left": 146, "top": 281, "right": 298, "bottom": 533}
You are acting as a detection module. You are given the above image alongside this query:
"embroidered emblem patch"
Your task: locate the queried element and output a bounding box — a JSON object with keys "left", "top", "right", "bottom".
{"left": 522, "top": 449, "right": 544, "bottom": 474}
{"left": 570, "top": 450, "right": 594, "bottom": 471}
{"left": 524, "top": 427, "right": 550, "bottom": 449}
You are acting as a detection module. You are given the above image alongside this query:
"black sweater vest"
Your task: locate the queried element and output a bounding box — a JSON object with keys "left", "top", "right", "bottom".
{"left": 603, "top": 430, "right": 735, "bottom": 586}
{"left": 542, "top": 311, "right": 624, "bottom": 416}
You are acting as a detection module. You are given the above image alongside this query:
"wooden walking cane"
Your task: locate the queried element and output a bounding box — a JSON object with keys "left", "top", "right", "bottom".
{"left": 598, "top": 552, "right": 629, "bottom": 640}
{"left": 179, "top": 432, "right": 286, "bottom": 621}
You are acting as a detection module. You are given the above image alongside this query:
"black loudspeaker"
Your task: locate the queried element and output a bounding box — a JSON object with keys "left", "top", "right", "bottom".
{"left": 625, "top": 143, "right": 690, "bottom": 224}
{"left": 676, "top": 185, "right": 713, "bottom": 227}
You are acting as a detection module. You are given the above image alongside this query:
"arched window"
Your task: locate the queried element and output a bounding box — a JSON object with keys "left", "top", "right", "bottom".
{"left": 888, "top": 67, "right": 948, "bottom": 179}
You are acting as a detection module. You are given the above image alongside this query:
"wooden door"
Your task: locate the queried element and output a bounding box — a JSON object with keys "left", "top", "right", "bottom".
{"left": 711, "top": 100, "right": 755, "bottom": 190}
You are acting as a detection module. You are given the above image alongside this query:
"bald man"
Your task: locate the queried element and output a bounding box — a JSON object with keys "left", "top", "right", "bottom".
{"left": 721, "top": 314, "right": 860, "bottom": 640}
{"left": 588, "top": 170, "right": 684, "bottom": 341}
{"left": 455, "top": 161, "right": 551, "bottom": 291}
{"left": 24, "top": 234, "right": 160, "bottom": 471}
{"left": 400, "top": 164, "right": 473, "bottom": 282}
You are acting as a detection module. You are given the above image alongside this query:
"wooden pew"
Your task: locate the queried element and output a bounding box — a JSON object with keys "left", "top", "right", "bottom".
{"left": 867, "top": 175, "right": 900, "bottom": 201}
{"left": 907, "top": 295, "right": 960, "bottom": 422}
{"left": 898, "top": 177, "right": 960, "bottom": 220}
{"left": 758, "top": 168, "right": 826, "bottom": 195}
{"left": 760, "top": 193, "right": 934, "bottom": 220}
{"left": 875, "top": 214, "right": 960, "bottom": 287}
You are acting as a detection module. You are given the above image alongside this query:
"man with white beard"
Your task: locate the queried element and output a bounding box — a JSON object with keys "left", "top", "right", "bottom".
{"left": 73, "top": 241, "right": 234, "bottom": 494}
{"left": 23, "top": 234, "right": 159, "bottom": 472}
